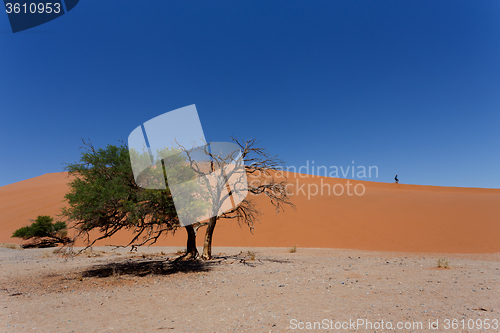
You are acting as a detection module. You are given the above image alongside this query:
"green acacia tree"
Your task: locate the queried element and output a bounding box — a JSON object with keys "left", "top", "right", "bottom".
{"left": 62, "top": 141, "right": 178, "bottom": 250}
{"left": 62, "top": 140, "right": 209, "bottom": 258}
{"left": 12, "top": 215, "right": 69, "bottom": 248}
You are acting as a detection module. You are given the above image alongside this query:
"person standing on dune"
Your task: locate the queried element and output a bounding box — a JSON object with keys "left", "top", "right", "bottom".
{"left": 395, "top": 175, "right": 399, "bottom": 183}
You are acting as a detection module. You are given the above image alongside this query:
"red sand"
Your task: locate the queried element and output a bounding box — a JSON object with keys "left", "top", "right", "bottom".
{"left": 1, "top": 172, "right": 499, "bottom": 253}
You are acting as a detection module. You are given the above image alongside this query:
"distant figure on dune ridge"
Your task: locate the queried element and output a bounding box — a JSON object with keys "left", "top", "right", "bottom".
{"left": 395, "top": 175, "right": 399, "bottom": 184}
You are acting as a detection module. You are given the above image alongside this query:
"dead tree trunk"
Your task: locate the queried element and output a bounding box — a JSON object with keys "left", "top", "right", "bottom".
{"left": 201, "top": 216, "right": 217, "bottom": 260}
{"left": 183, "top": 225, "right": 198, "bottom": 259}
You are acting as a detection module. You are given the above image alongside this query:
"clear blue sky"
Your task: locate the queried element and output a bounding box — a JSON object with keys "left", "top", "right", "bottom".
{"left": 1, "top": 1, "right": 499, "bottom": 188}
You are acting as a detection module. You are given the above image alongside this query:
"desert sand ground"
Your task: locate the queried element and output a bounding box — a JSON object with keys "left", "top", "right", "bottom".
{"left": 1, "top": 246, "right": 499, "bottom": 332}
{"left": 1, "top": 173, "right": 499, "bottom": 332}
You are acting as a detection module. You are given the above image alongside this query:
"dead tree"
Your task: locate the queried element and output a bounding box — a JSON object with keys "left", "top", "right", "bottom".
{"left": 179, "top": 137, "right": 294, "bottom": 260}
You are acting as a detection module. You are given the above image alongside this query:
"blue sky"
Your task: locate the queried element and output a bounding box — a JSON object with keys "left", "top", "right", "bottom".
{"left": 1, "top": 0, "right": 499, "bottom": 188}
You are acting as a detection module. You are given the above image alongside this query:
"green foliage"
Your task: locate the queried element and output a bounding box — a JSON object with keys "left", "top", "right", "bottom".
{"left": 61, "top": 141, "right": 208, "bottom": 248}
{"left": 12, "top": 215, "right": 68, "bottom": 247}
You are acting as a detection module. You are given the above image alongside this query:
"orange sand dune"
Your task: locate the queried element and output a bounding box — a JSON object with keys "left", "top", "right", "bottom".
{"left": 1, "top": 172, "right": 499, "bottom": 253}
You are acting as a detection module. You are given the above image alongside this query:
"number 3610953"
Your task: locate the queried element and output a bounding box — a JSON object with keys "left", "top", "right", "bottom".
{"left": 5, "top": 3, "right": 61, "bottom": 14}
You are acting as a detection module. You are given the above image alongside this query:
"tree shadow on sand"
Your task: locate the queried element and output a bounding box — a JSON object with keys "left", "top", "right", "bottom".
{"left": 81, "top": 253, "right": 292, "bottom": 278}
{"left": 82, "top": 257, "right": 216, "bottom": 278}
